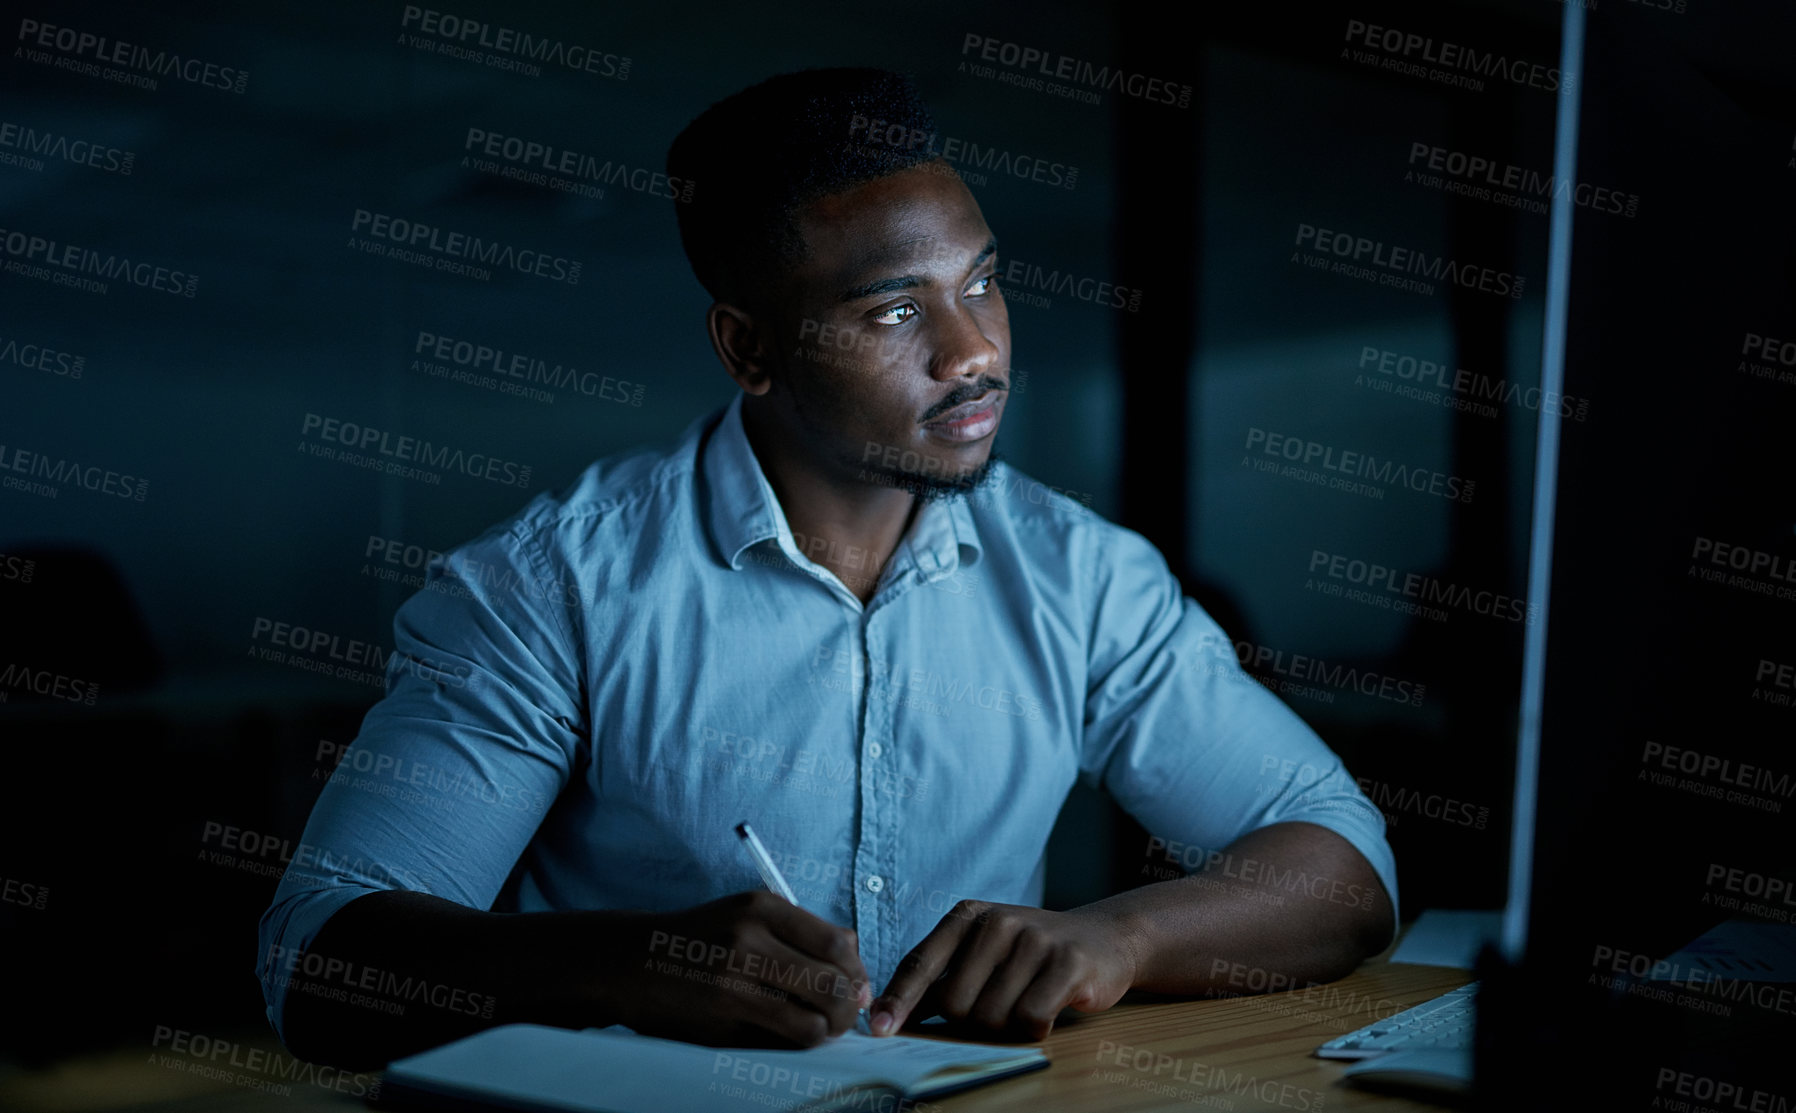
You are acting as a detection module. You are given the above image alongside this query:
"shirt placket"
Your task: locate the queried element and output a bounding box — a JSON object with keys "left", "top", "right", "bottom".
{"left": 852, "top": 584, "right": 905, "bottom": 992}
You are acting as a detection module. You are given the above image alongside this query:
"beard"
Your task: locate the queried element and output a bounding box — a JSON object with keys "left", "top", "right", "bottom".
{"left": 858, "top": 450, "right": 1000, "bottom": 503}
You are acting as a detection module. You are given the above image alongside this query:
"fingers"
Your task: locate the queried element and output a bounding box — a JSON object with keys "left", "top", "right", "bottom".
{"left": 966, "top": 928, "right": 1055, "bottom": 1034}
{"left": 932, "top": 909, "right": 1027, "bottom": 1023}
{"left": 642, "top": 893, "right": 870, "bottom": 1048}
{"left": 870, "top": 901, "right": 980, "bottom": 1035}
{"left": 705, "top": 999, "right": 832, "bottom": 1050}
{"left": 753, "top": 891, "right": 870, "bottom": 994}
{"left": 744, "top": 987, "right": 836, "bottom": 1048}
{"left": 1006, "top": 952, "right": 1086, "bottom": 1040}
{"left": 738, "top": 932, "right": 865, "bottom": 1037}
{"left": 889, "top": 905, "right": 1092, "bottom": 1043}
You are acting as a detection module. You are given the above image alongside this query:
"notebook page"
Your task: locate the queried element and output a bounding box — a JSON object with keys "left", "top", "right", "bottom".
{"left": 387, "top": 1024, "right": 1045, "bottom": 1113}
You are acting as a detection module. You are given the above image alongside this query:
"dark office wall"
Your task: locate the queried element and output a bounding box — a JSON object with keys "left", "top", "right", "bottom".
{"left": 1157, "top": 3, "right": 1567, "bottom": 912}
{"left": 3, "top": 0, "right": 1129, "bottom": 675}
{"left": 1, "top": 0, "right": 1590, "bottom": 1066}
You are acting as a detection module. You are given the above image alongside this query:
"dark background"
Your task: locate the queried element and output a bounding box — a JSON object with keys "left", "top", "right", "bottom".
{"left": 1, "top": 0, "right": 1789, "bottom": 1102}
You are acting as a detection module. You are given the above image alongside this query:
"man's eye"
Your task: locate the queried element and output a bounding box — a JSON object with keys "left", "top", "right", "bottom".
{"left": 968, "top": 275, "right": 995, "bottom": 296}
{"left": 873, "top": 304, "right": 917, "bottom": 326}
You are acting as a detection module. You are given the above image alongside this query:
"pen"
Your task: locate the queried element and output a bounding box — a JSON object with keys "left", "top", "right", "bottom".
{"left": 735, "top": 822, "right": 874, "bottom": 1036}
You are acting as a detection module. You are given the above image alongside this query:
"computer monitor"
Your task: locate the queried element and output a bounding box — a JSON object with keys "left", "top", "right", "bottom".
{"left": 1477, "top": 2, "right": 1795, "bottom": 1108}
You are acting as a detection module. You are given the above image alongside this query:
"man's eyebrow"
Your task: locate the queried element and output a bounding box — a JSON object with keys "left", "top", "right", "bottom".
{"left": 838, "top": 237, "right": 1000, "bottom": 304}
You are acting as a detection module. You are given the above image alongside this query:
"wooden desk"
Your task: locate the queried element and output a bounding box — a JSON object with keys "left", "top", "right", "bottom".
{"left": 0, "top": 960, "right": 1472, "bottom": 1113}
{"left": 934, "top": 958, "right": 1472, "bottom": 1112}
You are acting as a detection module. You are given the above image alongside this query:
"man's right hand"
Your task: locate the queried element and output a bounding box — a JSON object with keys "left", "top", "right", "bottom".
{"left": 593, "top": 890, "right": 870, "bottom": 1048}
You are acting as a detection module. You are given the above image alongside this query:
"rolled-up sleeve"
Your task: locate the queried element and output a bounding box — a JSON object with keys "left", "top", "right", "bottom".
{"left": 256, "top": 520, "right": 587, "bottom": 1042}
{"left": 1078, "top": 527, "right": 1399, "bottom": 933}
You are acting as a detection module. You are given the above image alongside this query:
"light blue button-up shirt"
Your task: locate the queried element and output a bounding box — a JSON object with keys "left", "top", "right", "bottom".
{"left": 257, "top": 393, "right": 1398, "bottom": 1043}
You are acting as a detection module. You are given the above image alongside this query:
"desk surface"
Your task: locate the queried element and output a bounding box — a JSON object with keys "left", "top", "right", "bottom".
{"left": 934, "top": 958, "right": 1472, "bottom": 1112}
{"left": 0, "top": 958, "right": 1473, "bottom": 1113}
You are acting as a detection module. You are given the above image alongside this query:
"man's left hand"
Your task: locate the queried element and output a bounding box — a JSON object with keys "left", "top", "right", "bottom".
{"left": 869, "top": 902, "right": 1142, "bottom": 1041}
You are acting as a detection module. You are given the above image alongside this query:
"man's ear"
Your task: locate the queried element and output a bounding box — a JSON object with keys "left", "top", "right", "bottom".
{"left": 708, "top": 302, "right": 775, "bottom": 396}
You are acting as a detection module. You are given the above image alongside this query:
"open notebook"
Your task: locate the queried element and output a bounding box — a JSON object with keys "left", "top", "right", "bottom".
{"left": 383, "top": 1023, "right": 1050, "bottom": 1113}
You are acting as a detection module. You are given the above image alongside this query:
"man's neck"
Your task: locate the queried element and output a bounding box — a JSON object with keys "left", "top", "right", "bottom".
{"left": 740, "top": 400, "right": 918, "bottom": 604}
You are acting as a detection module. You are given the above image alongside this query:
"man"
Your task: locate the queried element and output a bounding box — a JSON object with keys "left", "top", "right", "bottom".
{"left": 258, "top": 68, "right": 1397, "bottom": 1069}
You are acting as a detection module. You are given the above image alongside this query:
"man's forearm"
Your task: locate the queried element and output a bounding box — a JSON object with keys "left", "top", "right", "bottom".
{"left": 1085, "top": 821, "right": 1394, "bottom": 996}
{"left": 274, "top": 890, "right": 642, "bottom": 1069}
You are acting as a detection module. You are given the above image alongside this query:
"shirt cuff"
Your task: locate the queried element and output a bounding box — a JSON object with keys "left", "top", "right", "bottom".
{"left": 255, "top": 884, "right": 383, "bottom": 1046}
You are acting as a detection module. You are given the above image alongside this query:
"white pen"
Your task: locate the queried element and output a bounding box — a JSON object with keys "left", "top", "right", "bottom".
{"left": 735, "top": 822, "right": 874, "bottom": 1035}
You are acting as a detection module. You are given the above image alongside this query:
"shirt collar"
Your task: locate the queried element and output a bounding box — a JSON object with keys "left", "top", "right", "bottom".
{"left": 701, "top": 392, "right": 982, "bottom": 578}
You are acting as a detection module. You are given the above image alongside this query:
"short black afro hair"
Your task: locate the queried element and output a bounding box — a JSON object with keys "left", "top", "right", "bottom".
{"left": 667, "top": 67, "right": 941, "bottom": 306}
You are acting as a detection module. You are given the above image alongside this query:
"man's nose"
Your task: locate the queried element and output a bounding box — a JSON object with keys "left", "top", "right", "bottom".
{"left": 929, "top": 311, "right": 1003, "bottom": 382}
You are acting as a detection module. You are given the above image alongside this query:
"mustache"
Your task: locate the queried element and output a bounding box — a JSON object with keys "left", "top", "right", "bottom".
{"left": 919, "top": 374, "right": 1010, "bottom": 423}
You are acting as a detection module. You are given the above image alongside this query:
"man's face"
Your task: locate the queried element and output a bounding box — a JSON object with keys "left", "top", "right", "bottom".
{"left": 769, "top": 160, "right": 1010, "bottom": 500}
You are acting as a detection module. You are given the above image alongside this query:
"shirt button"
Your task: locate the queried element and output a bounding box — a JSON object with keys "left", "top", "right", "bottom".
{"left": 868, "top": 742, "right": 883, "bottom": 759}
{"left": 865, "top": 875, "right": 885, "bottom": 893}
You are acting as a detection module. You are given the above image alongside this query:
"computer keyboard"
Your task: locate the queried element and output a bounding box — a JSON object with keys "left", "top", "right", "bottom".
{"left": 1314, "top": 981, "right": 1478, "bottom": 1059}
